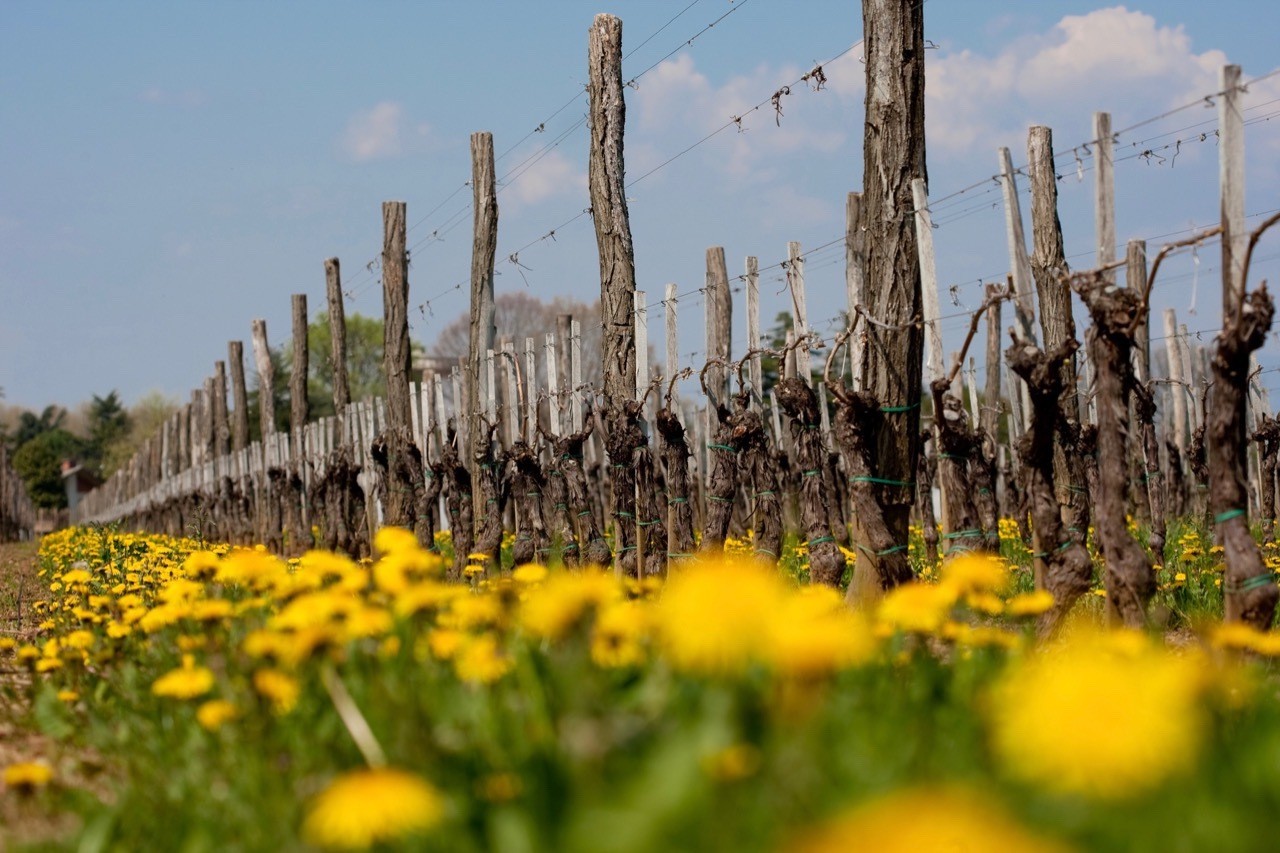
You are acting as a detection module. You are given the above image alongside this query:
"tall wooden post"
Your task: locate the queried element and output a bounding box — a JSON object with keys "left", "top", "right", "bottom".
{"left": 291, "top": 294, "right": 309, "bottom": 439}
{"left": 213, "top": 360, "right": 230, "bottom": 459}
{"left": 468, "top": 131, "right": 498, "bottom": 455}
{"left": 982, "top": 285, "right": 1002, "bottom": 439}
{"left": 250, "top": 319, "right": 276, "bottom": 442}
{"left": 1028, "top": 124, "right": 1089, "bottom": 537}
{"left": 998, "top": 146, "right": 1038, "bottom": 342}
{"left": 324, "top": 258, "right": 351, "bottom": 422}
{"left": 705, "top": 246, "right": 732, "bottom": 409}
{"left": 229, "top": 341, "right": 250, "bottom": 454}
{"left": 786, "top": 242, "right": 811, "bottom": 385}
{"left": 588, "top": 13, "right": 638, "bottom": 405}
{"left": 1094, "top": 112, "right": 1116, "bottom": 282}
{"left": 382, "top": 201, "right": 413, "bottom": 434}
{"left": 746, "top": 257, "right": 762, "bottom": 406}
{"left": 846, "top": 191, "right": 865, "bottom": 389}
{"left": 855, "top": 0, "right": 926, "bottom": 596}
{"left": 665, "top": 282, "right": 679, "bottom": 386}
{"left": 911, "top": 179, "right": 945, "bottom": 382}
{"left": 1220, "top": 64, "right": 1246, "bottom": 318}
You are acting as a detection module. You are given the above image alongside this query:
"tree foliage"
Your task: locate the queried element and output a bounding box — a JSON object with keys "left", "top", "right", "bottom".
{"left": 12, "top": 428, "right": 84, "bottom": 508}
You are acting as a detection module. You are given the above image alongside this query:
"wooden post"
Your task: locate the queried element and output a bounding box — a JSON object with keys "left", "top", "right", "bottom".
{"left": 855, "top": 0, "right": 926, "bottom": 597}
{"left": 998, "top": 146, "right": 1039, "bottom": 342}
{"left": 745, "top": 257, "right": 763, "bottom": 408}
{"left": 588, "top": 13, "right": 638, "bottom": 404}
{"left": 1128, "top": 241, "right": 1151, "bottom": 382}
{"left": 665, "top": 282, "right": 679, "bottom": 388}
{"left": 1028, "top": 124, "right": 1088, "bottom": 534}
{"left": 229, "top": 341, "right": 250, "bottom": 453}
{"left": 382, "top": 201, "right": 413, "bottom": 439}
{"left": 846, "top": 192, "right": 865, "bottom": 389}
{"left": 911, "top": 178, "right": 944, "bottom": 381}
{"left": 705, "top": 246, "right": 732, "bottom": 409}
{"left": 213, "top": 360, "right": 230, "bottom": 459}
{"left": 1094, "top": 111, "right": 1116, "bottom": 283}
{"left": 468, "top": 131, "right": 498, "bottom": 456}
{"left": 250, "top": 319, "right": 276, "bottom": 442}
{"left": 324, "top": 257, "right": 351, "bottom": 423}
{"left": 570, "top": 321, "right": 583, "bottom": 433}
{"left": 635, "top": 291, "right": 648, "bottom": 403}
{"left": 545, "top": 333, "right": 561, "bottom": 435}
{"left": 786, "top": 241, "right": 811, "bottom": 384}
{"left": 982, "top": 285, "right": 1002, "bottom": 438}
{"left": 291, "top": 294, "right": 309, "bottom": 440}
{"left": 502, "top": 341, "right": 519, "bottom": 447}
{"left": 1220, "top": 64, "right": 1246, "bottom": 317}
{"left": 556, "top": 313, "right": 573, "bottom": 428}
{"left": 523, "top": 337, "right": 537, "bottom": 444}
{"left": 1164, "top": 309, "right": 1189, "bottom": 455}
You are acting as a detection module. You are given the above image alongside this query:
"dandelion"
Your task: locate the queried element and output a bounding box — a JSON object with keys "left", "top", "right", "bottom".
{"left": 196, "top": 699, "right": 239, "bottom": 731}
{"left": 3, "top": 762, "right": 54, "bottom": 795}
{"left": 764, "top": 586, "right": 876, "bottom": 678}
{"left": 655, "top": 559, "right": 786, "bottom": 675}
{"left": 940, "top": 552, "right": 1009, "bottom": 595}
{"left": 302, "top": 767, "right": 444, "bottom": 849}
{"left": 453, "top": 634, "right": 512, "bottom": 685}
{"left": 1006, "top": 589, "right": 1055, "bottom": 617}
{"left": 152, "top": 657, "right": 216, "bottom": 700}
{"left": 520, "top": 570, "right": 620, "bottom": 641}
{"left": 876, "top": 582, "right": 958, "bottom": 634}
{"left": 988, "top": 630, "right": 1206, "bottom": 798}
{"left": 591, "top": 600, "right": 649, "bottom": 668}
{"left": 254, "top": 668, "right": 300, "bottom": 714}
{"left": 787, "top": 786, "right": 1069, "bottom": 853}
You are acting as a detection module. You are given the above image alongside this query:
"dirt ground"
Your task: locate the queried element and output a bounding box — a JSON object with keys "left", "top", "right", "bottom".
{"left": 0, "top": 541, "right": 97, "bottom": 851}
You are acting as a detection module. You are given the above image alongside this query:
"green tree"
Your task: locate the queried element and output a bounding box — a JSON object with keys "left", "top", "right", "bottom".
{"left": 84, "top": 391, "right": 130, "bottom": 476}
{"left": 12, "top": 428, "right": 85, "bottom": 508}
{"left": 100, "top": 392, "right": 178, "bottom": 478}
{"left": 9, "top": 405, "right": 67, "bottom": 449}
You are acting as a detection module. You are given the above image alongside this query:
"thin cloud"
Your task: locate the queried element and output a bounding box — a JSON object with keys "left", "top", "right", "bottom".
{"left": 341, "top": 101, "right": 406, "bottom": 162}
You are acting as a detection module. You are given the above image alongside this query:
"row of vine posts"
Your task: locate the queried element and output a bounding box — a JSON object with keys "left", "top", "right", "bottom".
{"left": 73, "top": 4, "right": 1280, "bottom": 632}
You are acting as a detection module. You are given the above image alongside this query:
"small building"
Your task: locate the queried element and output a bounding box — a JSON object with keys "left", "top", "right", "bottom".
{"left": 61, "top": 459, "right": 101, "bottom": 516}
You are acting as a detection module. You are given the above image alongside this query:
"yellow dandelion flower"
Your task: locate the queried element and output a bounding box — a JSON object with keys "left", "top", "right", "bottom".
{"left": 254, "top": 668, "right": 300, "bottom": 714}
{"left": 373, "top": 526, "right": 420, "bottom": 556}
{"left": 196, "top": 699, "right": 238, "bottom": 731}
{"left": 303, "top": 767, "right": 444, "bottom": 849}
{"left": 989, "top": 630, "right": 1206, "bottom": 799}
{"left": 152, "top": 658, "right": 216, "bottom": 700}
{"left": 453, "top": 634, "right": 512, "bottom": 685}
{"left": 877, "top": 582, "right": 958, "bottom": 634}
{"left": 940, "top": 552, "right": 1009, "bottom": 595}
{"left": 426, "top": 628, "right": 465, "bottom": 661}
{"left": 786, "top": 786, "right": 1070, "bottom": 853}
{"left": 512, "top": 563, "right": 548, "bottom": 585}
{"left": 57, "top": 689, "right": 79, "bottom": 703}
{"left": 591, "top": 600, "right": 649, "bottom": 668}
{"left": 1006, "top": 589, "right": 1055, "bottom": 617}
{"left": 655, "top": 559, "right": 786, "bottom": 675}
{"left": 764, "top": 586, "right": 877, "bottom": 678}
{"left": 3, "top": 762, "right": 54, "bottom": 794}
{"left": 520, "top": 569, "right": 620, "bottom": 641}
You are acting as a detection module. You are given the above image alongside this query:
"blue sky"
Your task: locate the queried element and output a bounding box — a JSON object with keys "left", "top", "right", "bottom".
{"left": 3, "top": 0, "right": 1279, "bottom": 411}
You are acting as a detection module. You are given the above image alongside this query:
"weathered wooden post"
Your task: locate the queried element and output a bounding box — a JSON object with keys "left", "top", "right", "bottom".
{"left": 786, "top": 242, "right": 811, "bottom": 385}
{"left": 468, "top": 131, "right": 498, "bottom": 461}
{"left": 588, "top": 13, "right": 638, "bottom": 406}
{"left": 380, "top": 200, "right": 418, "bottom": 530}
{"left": 852, "top": 0, "right": 926, "bottom": 598}
{"left": 213, "top": 360, "right": 230, "bottom": 460}
{"left": 706, "top": 247, "right": 732, "bottom": 407}
{"left": 324, "top": 258, "right": 351, "bottom": 423}
{"left": 745, "top": 257, "right": 762, "bottom": 405}
{"left": 846, "top": 192, "right": 865, "bottom": 389}
{"left": 1028, "top": 124, "right": 1089, "bottom": 541}
{"left": 250, "top": 320, "right": 276, "bottom": 443}
{"left": 229, "top": 341, "right": 250, "bottom": 454}
{"left": 1094, "top": 112, "right": 1116, "bottom": 282}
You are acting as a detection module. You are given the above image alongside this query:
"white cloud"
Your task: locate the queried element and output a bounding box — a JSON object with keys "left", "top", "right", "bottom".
{"left": 632, "top": 53, "right": 852, "bottom": 181}
{"left": 922, "top": 6, "right": 1279, "bottom": 158}
{"left": 341, "top": 102, "right": 406, "bottom": 162}
{"left": 501, "top": 149, "right": 586, "bottom": 208}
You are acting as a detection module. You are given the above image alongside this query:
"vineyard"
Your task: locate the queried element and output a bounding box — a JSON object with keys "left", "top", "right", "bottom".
{"left": 5, "top": 0, "right": 1280, "bottom": 851}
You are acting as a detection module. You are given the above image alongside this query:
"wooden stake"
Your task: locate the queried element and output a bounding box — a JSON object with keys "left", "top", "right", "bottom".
{"left": 1094, "top": 111, "right": 1116, "bottom": 282}
{"left": 1220, "top": 64, "right": 1246, "bottom": 317}
{"left": 787, "top": 241, "right": 811, "bottom": 384}
{"left": 250, "top": 319, "right": 276, "bottom": 442}
{"left": 468, "top": 132, "right": 498, "bottom": 455}
{"left": 665, "top": 282, "right": 678, "bottom": 389}
{"left": 291, "top": 294, "right": 309, "bottom": 442}
{"left": 635, "top": 291, "right": 648, "bottom": 403}
{"left": 746, "top": 257, "right": 762, "bottom": 406}
{"left": 846, "top": 191, "right": 865, "bottom": 389}
{"left": 382, "top": 201, "right": 413, "bottom": 438}
{"left": 229, "top": 341, "right": 250, "bottom": 453}
{"left": 545, "top": 332, "right": 561, "bottom": 434}
{"left": 588, "top": 13, "right": 638, "bottom": 404}
{"left": 324, "top": 257, "right": 351, "bottom": 423}
{"left": 705, "top": 246, "right": 732, "bottom": 410}
{"left": 911, "top": 178, "right": 944, "bottom": 382}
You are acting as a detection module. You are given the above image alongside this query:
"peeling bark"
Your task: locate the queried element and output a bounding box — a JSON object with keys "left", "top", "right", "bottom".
{"left": 656, "top": 408, "right": 697, "bottom": 563}
{"left": 931, "top": 377, "right": 986, "bottom": 554}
